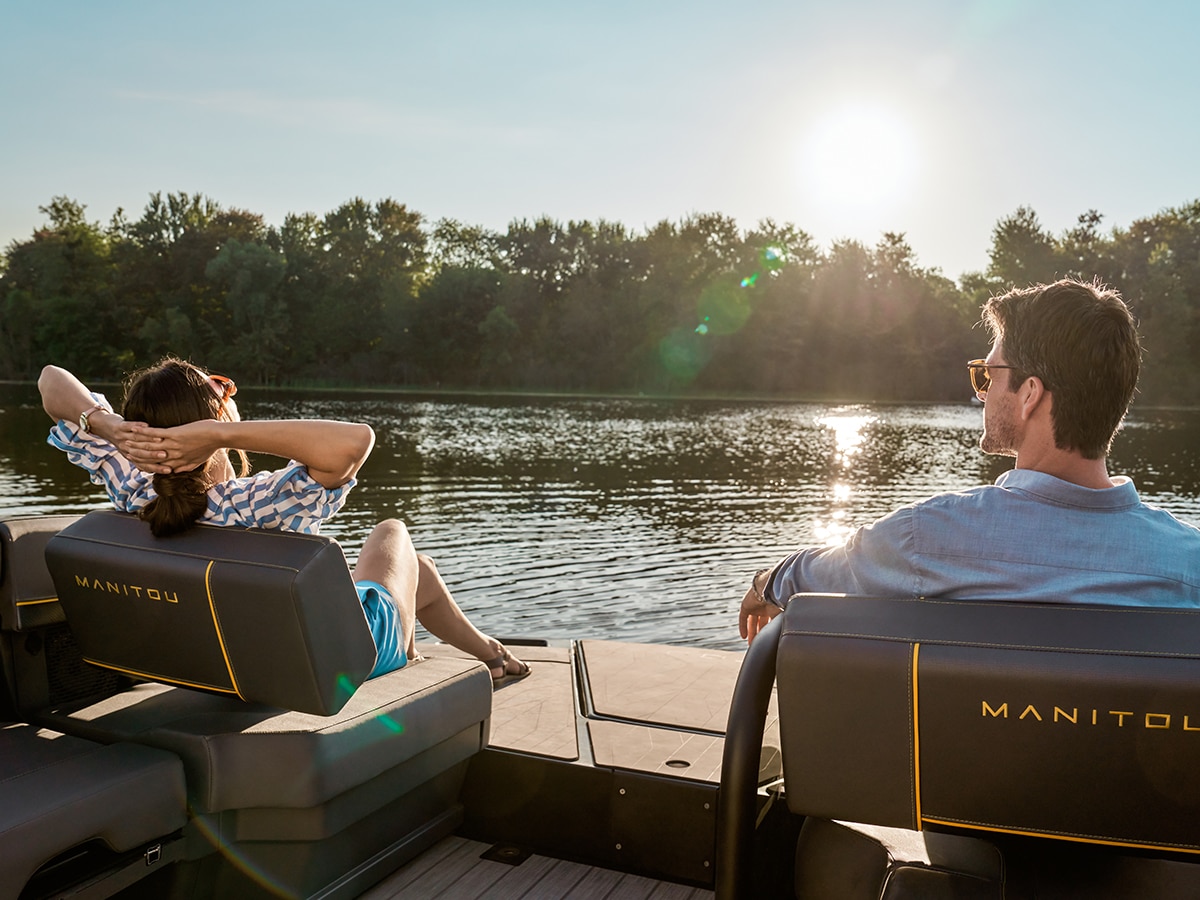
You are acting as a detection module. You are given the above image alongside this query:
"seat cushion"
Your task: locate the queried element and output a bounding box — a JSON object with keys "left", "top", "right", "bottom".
{"left": 37, "top": 656, "right": 491, "bottom": 814}
{"left": 0, "top": 721, "right": 186, "bottom": 898}
{"left": 794, "top": 818, "right": 1003, "bottom": 900}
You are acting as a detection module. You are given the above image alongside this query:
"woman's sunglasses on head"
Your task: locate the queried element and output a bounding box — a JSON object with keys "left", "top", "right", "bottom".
{"left": 209, "top": 374, "right": 237, "bottom": 408}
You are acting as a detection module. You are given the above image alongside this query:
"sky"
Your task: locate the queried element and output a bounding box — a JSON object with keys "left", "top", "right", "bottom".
{"left": 2, "top": 0, "right": 1197, "bottom": 282}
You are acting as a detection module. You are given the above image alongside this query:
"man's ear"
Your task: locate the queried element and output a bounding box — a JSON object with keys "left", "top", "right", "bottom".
{"left": 1018, "top": 375, "right": 1048, "bottom": 422}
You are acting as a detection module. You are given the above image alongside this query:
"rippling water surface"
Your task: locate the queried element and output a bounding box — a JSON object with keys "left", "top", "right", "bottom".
{"left": 3, "top": 385, "right": 1197, "bottom": 651}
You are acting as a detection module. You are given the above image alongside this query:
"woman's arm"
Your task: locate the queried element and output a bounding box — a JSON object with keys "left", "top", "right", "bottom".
{"left": 125, "top": 418, "right": 376, "bottom": 489}
{"left": 38, "top": 365, "right": 161, "bottom": 464}
{"left": 39, "top": 365, "right": 115, "bottom": 428}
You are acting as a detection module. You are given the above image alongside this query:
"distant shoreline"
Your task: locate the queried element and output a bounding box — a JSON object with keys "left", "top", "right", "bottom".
{"left": 3, "top": 379, "right": 1196, "bottom": 412}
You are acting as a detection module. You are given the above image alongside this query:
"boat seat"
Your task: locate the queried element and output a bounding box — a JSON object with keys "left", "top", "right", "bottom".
{"left": 44, "top": 509, "right": 380, "bottom": 716}
{"left": 0, "top": 720, "right": 186, "bottom": 900}
{"left": 33, "top": 510, "right": 493, "bottom": 899}
{"left": 1, "top": 514, "right": 127, "bottom": 719}
{"left": 717, "top": 595, "right": 1200, "bottom": 899}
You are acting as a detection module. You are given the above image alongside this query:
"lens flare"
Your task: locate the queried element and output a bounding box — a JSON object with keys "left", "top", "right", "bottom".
{"left": 697, "top": 282, "right": 751, "bottom": 336}
{"left": 659, "top": 327, "right": 713, "bottom": 382}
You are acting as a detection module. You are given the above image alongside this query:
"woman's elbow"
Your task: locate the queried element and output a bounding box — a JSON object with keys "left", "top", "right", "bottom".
{"left": 343, "top": 423, "right": 375, "bottom": 476}
{"left": 354, "top": 423, "right": 376, "bottom": 460}
{"left": 38, "top": 365, "right": 66, "bottom": 417}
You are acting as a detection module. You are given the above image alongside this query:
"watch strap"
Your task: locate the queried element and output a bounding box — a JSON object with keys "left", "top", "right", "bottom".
{"left": 79, "top": 403, "right": 110, "bottom": 434}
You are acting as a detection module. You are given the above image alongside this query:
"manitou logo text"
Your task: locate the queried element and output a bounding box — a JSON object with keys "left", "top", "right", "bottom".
{"left": 982, "top": 701, "right": 1200, "bottom": 731}
{"left": 75, "top": 574, "right": 180, "bottom": 604}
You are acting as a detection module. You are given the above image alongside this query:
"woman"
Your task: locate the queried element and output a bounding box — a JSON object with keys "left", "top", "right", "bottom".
{"left": 39, "top": 358, "right": 530, "bottom": 685}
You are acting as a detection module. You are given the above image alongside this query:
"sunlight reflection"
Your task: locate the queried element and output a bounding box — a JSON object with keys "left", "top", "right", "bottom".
{"left": 815, "top": 413, "right": 877, "bottom": 466}
{"left": 811, "top": 412, "right": 877, "bottom": 546}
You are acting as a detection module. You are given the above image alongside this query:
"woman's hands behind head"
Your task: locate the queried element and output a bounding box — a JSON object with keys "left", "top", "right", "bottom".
{"left": 120, "top": 418, "right": 373, "bottom": 488}
{"left": 119, "top": 420, "right": 225, "bottom": 475}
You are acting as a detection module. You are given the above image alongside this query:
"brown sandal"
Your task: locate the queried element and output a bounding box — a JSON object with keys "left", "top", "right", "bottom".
{"left": 485, "top": 645, "right": 531, "bottom": 687}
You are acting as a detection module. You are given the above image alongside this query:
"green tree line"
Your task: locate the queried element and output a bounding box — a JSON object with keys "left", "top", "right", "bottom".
{"left": 2, "top": 193, "right": 1197, "bottom": 404}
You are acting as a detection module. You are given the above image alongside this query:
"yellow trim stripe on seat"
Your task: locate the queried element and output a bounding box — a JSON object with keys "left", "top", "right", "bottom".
{"left": 205, "top": 559, "right": 243, "bottom": 700}
{"left": 912, "top": 641, "right": 922, "bottom": 831}
{"left": 15, "top": 597, "right": 60, "bottom": 606}
{"left": 919, "top": 817, "right": 1200, "bottom": 855}
{"left": 82, "top": 658, "right": 240, "bottom": 694}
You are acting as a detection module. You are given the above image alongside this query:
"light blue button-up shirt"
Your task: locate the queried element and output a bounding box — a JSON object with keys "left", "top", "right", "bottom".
{"left": 769, "top": 469, "right": 1200, "bottom": 607}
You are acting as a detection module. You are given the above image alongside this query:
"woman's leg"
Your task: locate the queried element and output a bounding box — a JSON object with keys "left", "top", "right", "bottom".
{"left": 350, "top": 519, "right": 419, "bottom": 661}
{"left": 414, "top": 552, "right": 527, "bottom": 679}
{"left": 350, "top": 519, "right": 526, "bottom": 678}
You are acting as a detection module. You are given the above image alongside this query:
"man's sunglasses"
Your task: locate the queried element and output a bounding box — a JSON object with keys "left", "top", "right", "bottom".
{"left": 967, "top": 359, "right": 1019, "bottom": 399}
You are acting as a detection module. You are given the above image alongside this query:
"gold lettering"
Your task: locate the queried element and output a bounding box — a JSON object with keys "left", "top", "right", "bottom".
{"left": 1019, "top": 705, "right": 1043, "bottom": 721}
{"left": 105, "top": 581, "right": 119, "bottom": 593}
{"left": 1185, "top": 717, "right": 1200, "bottom": 732}
{"left": 1054, "top": 707, "right": 1078, "bottom": 724}
{"left": 1146, "top": 714, "right": 1170, "bottom": 729}
{"left": 982, "top": 701, "right": 1008, "bottom": 718}
{"left": 1109, "top": 710, "right": 1134, "bottom": 726}
{"left": 74, "top": 574, "right": 89, "bottom": 587}
{"left": 147, "top": 588, "right": 161, "bottom": 602}
{"left": 1092, "top": 709, "right": 1098, "bottom": 725}
{"left": 164, "top": 592, "right": 179, "bottom": 604}
{"left": 129, "top": 585, "right": 142, "bottom": 598}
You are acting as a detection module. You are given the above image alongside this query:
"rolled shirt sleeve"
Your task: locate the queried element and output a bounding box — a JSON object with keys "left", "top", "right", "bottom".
{"left": 48, "top": 393, "right": 353, "bottom": 533}
{"left": 768, "top": 506, "right": 920, "bottom": 601}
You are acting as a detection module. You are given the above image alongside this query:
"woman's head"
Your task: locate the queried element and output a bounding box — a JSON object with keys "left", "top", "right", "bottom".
{"left": 122, "top": 356, "right": 248, "bottom": 537}
{"left": 122, "top": 357, "right": 229, "bottom": 427}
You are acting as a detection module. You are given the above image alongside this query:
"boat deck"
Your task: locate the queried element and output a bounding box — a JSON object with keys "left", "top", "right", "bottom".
{"left": 362, "top": 835, "right": 712, "bottom": 899}
{"left": 363, "top": 638, "right": 779, "bottom": 898}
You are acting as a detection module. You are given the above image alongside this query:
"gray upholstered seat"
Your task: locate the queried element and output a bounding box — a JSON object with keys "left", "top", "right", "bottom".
{"left": 0, "top": 721, "right": 186, "bottom": 900}
{"left": 17, "top": 511, "right": 494, "bottom": 898}
{"left": 717, "top": 595, "right": 1200, "bottom": 899}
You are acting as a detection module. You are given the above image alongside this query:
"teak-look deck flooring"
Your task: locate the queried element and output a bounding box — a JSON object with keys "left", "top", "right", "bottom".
{"left": 363, "top": 639, "right": 774, "bottom": 898}
{"left": 361, "top": 835, "right": 713, "bottom": 900}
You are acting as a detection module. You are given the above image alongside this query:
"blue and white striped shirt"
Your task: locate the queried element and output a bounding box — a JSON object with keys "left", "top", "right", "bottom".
{"left": 47, "top": 393, "right": 352, "bottom": 534}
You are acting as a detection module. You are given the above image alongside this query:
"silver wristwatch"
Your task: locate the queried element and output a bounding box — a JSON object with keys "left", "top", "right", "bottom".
{"left": 79, "top": 403, "right": 109, "bottom": 434}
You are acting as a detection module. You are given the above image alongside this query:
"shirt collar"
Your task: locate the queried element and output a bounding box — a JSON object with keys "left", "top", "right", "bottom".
{"left": 994, "top": 468, "right": 1139, "bottom": 510}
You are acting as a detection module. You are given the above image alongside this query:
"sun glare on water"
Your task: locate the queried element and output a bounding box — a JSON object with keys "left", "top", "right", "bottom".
{"left": 799, "top": 102, "right": 920, "bottom": 215}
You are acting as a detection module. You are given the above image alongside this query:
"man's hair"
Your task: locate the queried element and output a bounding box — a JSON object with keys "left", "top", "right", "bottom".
{"left": 982, "top": 279, "right": 1141, "bottom": 459}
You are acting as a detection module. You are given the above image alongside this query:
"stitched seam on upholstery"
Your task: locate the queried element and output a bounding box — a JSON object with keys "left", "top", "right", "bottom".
{"left": 59, "top": 539, "right": 308, "bottom": 572}
{"left": 0, "top": 741, "right": 109, "bottom": 786}
{"left": 784, "top": 630, "right": 1200, "bottom": 658}
{"left": 921, "top": 816, "right": 1200, "bottom": 851}
{"left": 263, "top": 667, "right": 486, "bottom": 735}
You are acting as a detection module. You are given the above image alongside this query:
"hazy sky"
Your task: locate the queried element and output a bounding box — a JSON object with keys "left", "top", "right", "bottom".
{"left": 2, "top": 0, "right": 1196, "bottom": 281}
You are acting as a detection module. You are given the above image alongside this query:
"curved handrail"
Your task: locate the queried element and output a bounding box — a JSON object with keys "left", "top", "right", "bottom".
{"left": 715, "top": 614, "right": 782, "bottom": 899}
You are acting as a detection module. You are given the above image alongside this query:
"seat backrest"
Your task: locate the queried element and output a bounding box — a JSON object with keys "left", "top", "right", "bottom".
{"left": 0, "top": 514, "right": 80, "bottom": 632}
{"left": 775, "top": 594, "right": 1200, "bottom": 857}
{"left": 44, "top": 510, "right": 377, "bottom": 716}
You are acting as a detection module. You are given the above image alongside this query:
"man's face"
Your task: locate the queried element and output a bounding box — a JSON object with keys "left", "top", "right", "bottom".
{"left": 979, "top": 343, "right": 1019, "bottom": 457}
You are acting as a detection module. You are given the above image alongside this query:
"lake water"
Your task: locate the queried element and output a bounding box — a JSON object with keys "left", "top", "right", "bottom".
{"left": 3, "top": 384, "right": 1198, "bottom": 651}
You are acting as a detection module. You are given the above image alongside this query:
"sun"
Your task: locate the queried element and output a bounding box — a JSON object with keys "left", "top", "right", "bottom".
{"left": 798, "top": 102, "right": 920, "bottom": 214}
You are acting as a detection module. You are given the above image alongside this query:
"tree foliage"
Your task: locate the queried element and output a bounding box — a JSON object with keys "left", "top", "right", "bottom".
{"left": 3, "top": 193, "right": 1197, "bottom": 406}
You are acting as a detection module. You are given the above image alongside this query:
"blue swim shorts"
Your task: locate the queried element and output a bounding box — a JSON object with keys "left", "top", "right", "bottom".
{"left": 356, "top": 579, "right": 408, "bottom": 678}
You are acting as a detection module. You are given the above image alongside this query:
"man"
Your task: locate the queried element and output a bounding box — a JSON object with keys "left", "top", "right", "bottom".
{"left": 739, "top": 278, "right": 1200, "bottom": 643}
